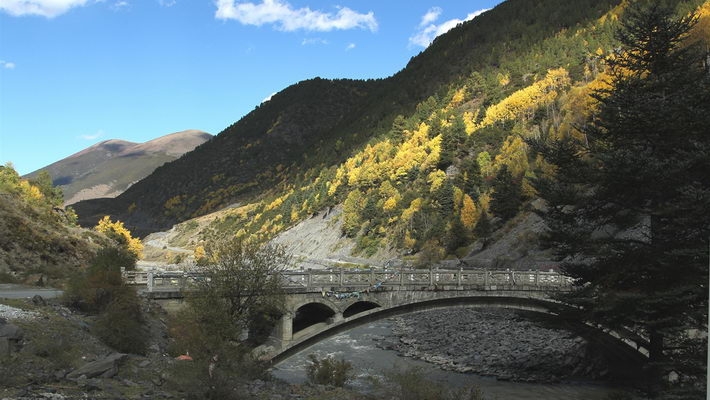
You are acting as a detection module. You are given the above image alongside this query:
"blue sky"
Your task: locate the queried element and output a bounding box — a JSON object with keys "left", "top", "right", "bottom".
{"left": 0, "top": 0, "right": 503, "bottom": 176}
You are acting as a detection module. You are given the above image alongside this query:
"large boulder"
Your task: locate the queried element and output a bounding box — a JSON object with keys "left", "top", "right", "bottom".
{"left": 66, "top": 352, "right": 127, "bottom": 379}
{"left": 0, "top": 317, "right": 24, "bottom": 358}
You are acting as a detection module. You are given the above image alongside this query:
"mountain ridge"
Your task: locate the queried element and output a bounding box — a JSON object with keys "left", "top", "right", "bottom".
{"left": 26, "top": 129, "right": 211, "bottom": 205}
{"left": 72, "top": 0, "right": 624, "bottom": 237}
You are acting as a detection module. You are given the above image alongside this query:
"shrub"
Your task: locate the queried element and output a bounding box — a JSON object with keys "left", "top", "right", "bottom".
{"left": 384, "top": 366, "right": 486, "bottom": 400}
{"left": 306, "top": 354, "right": 353, "bottom": 387}
{"left": 63, "top": 246, "right": 130, "bottom": 313}
{"left": 92, "top": 287, "right": 148, "bottom": 355}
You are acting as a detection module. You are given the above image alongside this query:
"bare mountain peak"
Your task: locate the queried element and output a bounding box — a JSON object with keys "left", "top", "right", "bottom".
{"left": 27, "top": 129, "right": 212, "bottom": 205}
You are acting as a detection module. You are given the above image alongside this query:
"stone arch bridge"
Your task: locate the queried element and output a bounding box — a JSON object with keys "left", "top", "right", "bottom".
{"left": 125, "top": 268, "right": 650, "bottom": 362}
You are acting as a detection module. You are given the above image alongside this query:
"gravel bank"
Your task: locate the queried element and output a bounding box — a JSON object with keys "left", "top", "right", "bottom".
{"left": 378, "top": 308, "right": 609, "bottom": 383}
{"left": 0, "top": 304, "right": 38, "bottom": 320}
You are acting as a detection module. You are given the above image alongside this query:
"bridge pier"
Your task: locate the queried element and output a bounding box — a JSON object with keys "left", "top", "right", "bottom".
{"left": 328, "top": 313, "right": 344, "bottom": 324}
{"left": 276, "top": 313, "right": 294, "bottom": 347}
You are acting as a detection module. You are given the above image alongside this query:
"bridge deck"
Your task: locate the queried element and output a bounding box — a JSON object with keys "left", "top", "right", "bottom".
{"left": 124, "top": 268, "right": 573, "bottom": 297}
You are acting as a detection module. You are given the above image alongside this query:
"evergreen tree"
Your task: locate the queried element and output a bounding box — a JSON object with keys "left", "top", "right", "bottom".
{"left": 489, "top": 165, "right": 522, "bottom": 221}
{"left": 455, "top": 158, "right": 483, "bottom": 199}
{"left": 530, "top": 3, "right": 709, "bottom": 396}
{"left": 439, "top": 115, "right": 467, "bottom": 169}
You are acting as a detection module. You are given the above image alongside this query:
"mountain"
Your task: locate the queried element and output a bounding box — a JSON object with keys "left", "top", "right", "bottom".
{"left": 72, "top": 0, "right": 624, "bottom": 237}
{"left": 26, "top": 130, "right": 212, "bottom": 205}
{"left": 73, "top": 0, "right": 707, "bottom": 271}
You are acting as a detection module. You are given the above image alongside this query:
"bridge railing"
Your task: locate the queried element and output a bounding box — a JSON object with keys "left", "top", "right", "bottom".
{"left": 279, "top": 268, "right": 573, "bottom": 292}
{"left": 126, "top": 268, "right": 573, "bottom": 293}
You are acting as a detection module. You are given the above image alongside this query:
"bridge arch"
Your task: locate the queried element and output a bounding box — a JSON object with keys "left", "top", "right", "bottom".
{"left": 343, "top": 301, "right": 381, "bottom": 318}
{"left": 271, "top": 293, "right": 569, "bottom": 363}
{"left": 292, "top": 302, "right": 337, "bottom": 334}
{"left": 267, "top": 292, "right": 649, "bottom": 367}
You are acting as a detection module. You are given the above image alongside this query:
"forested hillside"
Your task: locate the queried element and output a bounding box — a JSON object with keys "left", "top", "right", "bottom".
{"left": 73, "top": 0, "right": 708, "bottom": 265}
{"left": 0, "top": 166, "right": 100, "bottom": 284}
{"left": 73, "top": 0, "right": 623, "bottom": 235}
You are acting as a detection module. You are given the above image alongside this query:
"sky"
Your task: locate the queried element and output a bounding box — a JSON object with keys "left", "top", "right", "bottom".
{"left": 0, "top": 0, "right": 504, "bottom": 176}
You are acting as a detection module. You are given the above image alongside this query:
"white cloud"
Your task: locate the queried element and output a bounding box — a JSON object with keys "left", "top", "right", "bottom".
{"left": 409, "top": 7, "right": 488, "bottom": 48}
{"left": 215, "top": 0, "right": 377, "bottom": 32}
{"left": 419, "top": 6, "right": 441, "bottom": 28}
{"left": 345, "top": 43, "right": 355, "bottom": 51}
{"left": 0, "top": 0, "right": 92, "bottom": 18}
{"left": 0, "top": 60, "right": 16, "bottom": 69}
{"left": 80, "top": 129, "right": 104, "bottom": 141}
{"left": 158, "top": 0, "right": 176, "bottom": 6}
{"left": 110, "top": 1, "right": 129, "bottom": 11}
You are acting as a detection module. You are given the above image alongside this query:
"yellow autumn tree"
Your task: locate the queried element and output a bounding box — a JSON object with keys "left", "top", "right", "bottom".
{"left": 95, "top": 216, "right": 143, "bottom": 261}
{"left": 481, "top": 68, "right": 571, "bottom": 127}
{"left": 460, "top": 194, "right": 478, "bottom": 230}
{"left": 492, "top": 135, "right": 529, "bottom": 179}
{"left": 194, "top": 245, "right": 207, "bottom": 265}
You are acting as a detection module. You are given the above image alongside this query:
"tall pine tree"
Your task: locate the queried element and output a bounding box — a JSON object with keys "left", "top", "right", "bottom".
{"left": 530, "top": 3, "right": 709, "bottom": 397}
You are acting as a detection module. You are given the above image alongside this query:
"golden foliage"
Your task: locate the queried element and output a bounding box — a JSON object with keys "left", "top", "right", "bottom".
{"left": 492, "top": 136, "right": 529, "bottom": 179}
{"left": 481, "top": 68, "right": 571, "bottom": 127}
{"left": 194, "top": 245, "right": 207, "bottom": 264}
{"left": 462, "top": 110, "right": 479, "bottom": 134}
{"left": 686, "top": 2, "right": 710, "bottom": 49}
{"left": 401, "top": 198, "right": 423, "bottom": 222}
{"left": 460, "top": 194, "right": 478, "bottom": 230}
{"left": 556, "top": 70, "right": 612, "bottom": 139}
{"left": 95, "top": 216, "right": 143, "bottom": 260}
{"left": 427, "top": 170, "right": 447, "bottom": 193}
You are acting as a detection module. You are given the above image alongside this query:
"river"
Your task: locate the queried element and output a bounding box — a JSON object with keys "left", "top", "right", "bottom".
{"left": 271, "top": 318, "right": 630, "bottom": 399}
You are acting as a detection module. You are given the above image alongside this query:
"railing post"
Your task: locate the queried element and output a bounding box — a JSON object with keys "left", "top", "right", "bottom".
{"left": 147, "top": 271, "right": 154, "bottom": 292}
{"left": 399, "top": 269, "right": 404, "bottom": 287}
{"left": 339, "top": 269, "right": 344, "bottom": 288}
{"left": 429, "top": 267, "right": 434, "bottom": 287}
{"left": 306, "top": 271, "right": 312, "bottom": 291}
{"left": 457, "top": 268, "right": 462, "bottom": 287}
{"left": 484, "top": 269, "right": 489, "bottom": 287}
{"left": 535, "top": 270, "right": 540, "bottom": 286}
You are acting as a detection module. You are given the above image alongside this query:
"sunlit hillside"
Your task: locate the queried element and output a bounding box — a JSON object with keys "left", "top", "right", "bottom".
{"left": 75, "top": 0, "right": 708, "bottom": 267}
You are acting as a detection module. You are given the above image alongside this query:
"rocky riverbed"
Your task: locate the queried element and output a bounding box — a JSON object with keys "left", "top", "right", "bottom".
{"left": 377, "top": 308, "right": 610, "bottom": 383}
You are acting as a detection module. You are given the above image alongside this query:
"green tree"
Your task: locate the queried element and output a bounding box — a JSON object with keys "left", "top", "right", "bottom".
{"left": 439, "top": 115, "right": 467, "bottom": 169}
{"left": 530, "top": 3, "right": 709, "bottom": 397}
{"left": 455, "top": 158, "right": 482, "bottom": 199}
{"left": 489, "top": 165, "right": 522, "bottom": 221}
{"left": 29, "top": 171, "right": 63, "bottom": 207}
{"left": 188, "top": 238, "right": 290, "bottom": 348}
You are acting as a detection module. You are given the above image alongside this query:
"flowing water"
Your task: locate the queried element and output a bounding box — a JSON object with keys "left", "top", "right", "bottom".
{"left": 271, "top": 319, "right": 628, "bottom": 399}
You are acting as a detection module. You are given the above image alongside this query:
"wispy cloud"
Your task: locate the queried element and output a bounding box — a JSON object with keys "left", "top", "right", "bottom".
{"left": 215, "top": 0, "right": 378, "bottom": 32}
{"left": 80, "top": 129, "right": 105, "bottom": 141}
{"left": 409, "top": 7, "right": 488, "bottom": 48}
{"left": 0, "top": 0, "right": 92, "bottom": 18}
{"left": 345, "top": 43, "right": 355, "bottom": 51}
{"left": 110, "top": 1, "right": 129, "bottom": 11}
{"left": 0, "top": 60, "right": 16, "bottom": 69}
{"left": 158, "top": 0, "right": 176, "bottom": 6}
{"left": 301, "top": 37, "right": 328, "bottom": 46}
